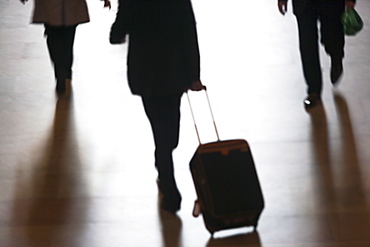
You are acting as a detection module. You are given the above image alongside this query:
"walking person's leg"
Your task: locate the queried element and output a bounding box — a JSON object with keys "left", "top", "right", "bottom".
{"left": 296, "top": 3, "right": 323, "bottom": 108}
{"left": 62, "top": 25, "right": 77, "bottom": 94}
{"left": 319, "top": 1, "right": 345, "bottom": 85}
{"left": 63, "top": 25, "right": 77, "bottom": 80}
{"left": 44, "top": 25, "right": 77, "bottom": 94}
{"left": 142, "top": 94, "right": 182, "bottom": 213}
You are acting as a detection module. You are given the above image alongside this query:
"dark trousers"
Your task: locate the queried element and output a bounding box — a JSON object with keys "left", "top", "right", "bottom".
{"left": 44, "top": 25, "right": 77, "bottom": 82}
{"left": 142, "top": 94, "right": 182, "bottom": 192}
{"left": 296, "top": 0, "right": 345, "bottom": 94}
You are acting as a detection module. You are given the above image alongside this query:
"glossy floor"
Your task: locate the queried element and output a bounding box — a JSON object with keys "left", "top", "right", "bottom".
{"left": 1, "top": 0, "right": 370, "bottom": 246}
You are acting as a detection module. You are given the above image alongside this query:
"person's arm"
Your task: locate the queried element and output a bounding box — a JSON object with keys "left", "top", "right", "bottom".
{"left": 278, "top": 0, "right": 288, "bottom": 15}
{"left": 109, "top": 0, "right": 133, "bottom": 44}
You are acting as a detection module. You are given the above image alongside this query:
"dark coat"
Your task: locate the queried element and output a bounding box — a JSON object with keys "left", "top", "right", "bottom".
{"left": 32, "top": 0, "right": 89, "bottom": 26}
{"left": 110, "top": 0, "right": 200, "bottom": 97}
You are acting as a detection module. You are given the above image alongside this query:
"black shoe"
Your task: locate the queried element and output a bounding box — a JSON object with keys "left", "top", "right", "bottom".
{"left": 330, "top": 57, "right": 343, "bottom": 85}
{"left": 304, "top": 93, "right": 321, "bottom": 109}
{"left": 157, "top": 179, "right": 182, "bottom": 214}
{"left": 161, "top": 194, "right": 182, "bottom": 214}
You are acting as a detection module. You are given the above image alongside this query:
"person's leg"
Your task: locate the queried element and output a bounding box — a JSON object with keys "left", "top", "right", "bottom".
{"left": 142, "top": 94, "right": 182, "bottom": 213}
{"left": 44, "top": 25, "right": 77, "bottom": 93}
{"left": 62, "top": 25, "right": 77, "bottom": 94}
{"left": 319, "top": 1, "right": 345, "bottom": 84}
{"left": 296, "top": 2, "right": 323, "bottom": 96}
{"left": 45, "top": 25, "right": 63, "bottom": 82}
{"left": 63, "top": 25, "right": 77, "bottom": 80}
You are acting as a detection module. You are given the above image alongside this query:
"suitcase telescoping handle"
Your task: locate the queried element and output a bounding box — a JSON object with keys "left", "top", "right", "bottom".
{"left": 186, "top": 86, "right": 221, "bottom": 144}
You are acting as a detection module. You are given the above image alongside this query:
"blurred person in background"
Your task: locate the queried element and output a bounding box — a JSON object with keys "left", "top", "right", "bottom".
{"left": 20, "top": 0, "right": 111, "bottom": 95}
{"left": 278, "top": 0, "right": 356, "bottom": 108}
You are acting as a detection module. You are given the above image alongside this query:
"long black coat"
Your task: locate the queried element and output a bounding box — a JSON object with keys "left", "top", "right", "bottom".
{"left": 110, "top": 0, "right": 200, "bottom": 97}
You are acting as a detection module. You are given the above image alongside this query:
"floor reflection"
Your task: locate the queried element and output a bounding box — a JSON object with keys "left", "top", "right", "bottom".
{"left": 333, "top": 93, "right": 360, "bottom": 168}
{"left": 9, "top": 96, "right": 87, "bottom": 246}
{"left": 206, "top": 230, "right": 261, "bottom": 247}
{"left": 308, "top": 103, "right": 334, "bottom": 209}
{"left": 308, "top": 93, "right": 369, "bottom": 241}
{"left": 331, "top": 93, "right": 369, "bottom": 241}
{"left": 158, "top": 207, "right": 183, "bottom": 247}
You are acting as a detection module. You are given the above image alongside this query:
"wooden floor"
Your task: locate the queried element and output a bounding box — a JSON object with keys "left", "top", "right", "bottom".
{"left": 1, "top": 0, "right": 370, "bottom": 246}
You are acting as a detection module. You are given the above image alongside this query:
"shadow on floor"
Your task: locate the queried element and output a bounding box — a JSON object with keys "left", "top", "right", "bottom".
{"left": 9, "top": 96, "right": 88, "bottom": 246}
{"left": 206, "top": 229, "right": 261, "bottom": 247}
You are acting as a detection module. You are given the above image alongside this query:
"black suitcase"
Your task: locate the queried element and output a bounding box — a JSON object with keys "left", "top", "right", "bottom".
{"left": 186, "top": 88, "right": 264, "bottom": 235}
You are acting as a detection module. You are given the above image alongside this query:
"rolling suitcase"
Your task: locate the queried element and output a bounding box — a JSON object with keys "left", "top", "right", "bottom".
{"left": 186, "top": 87, "right": 264, "bottom": 235}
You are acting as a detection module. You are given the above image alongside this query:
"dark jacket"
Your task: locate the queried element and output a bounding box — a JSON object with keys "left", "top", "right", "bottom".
{"left": 110, "top": 0, "right": 200, "bottom": 97}
{"left": 280, "top": 0, "right": 356, "bottom": 16}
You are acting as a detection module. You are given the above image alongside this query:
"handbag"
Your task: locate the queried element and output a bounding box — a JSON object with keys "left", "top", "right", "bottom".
{"left": 341, "top": 8, "right": 363, "bottom": 36}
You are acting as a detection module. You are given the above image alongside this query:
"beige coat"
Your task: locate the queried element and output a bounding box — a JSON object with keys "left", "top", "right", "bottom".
{"left": 32, "top": 0, "right": 90, "bottom": 26}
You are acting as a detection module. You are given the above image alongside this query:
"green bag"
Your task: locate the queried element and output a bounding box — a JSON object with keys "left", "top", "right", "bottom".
{"left": 341, "top": 8, "right": 363, "bottom": 36}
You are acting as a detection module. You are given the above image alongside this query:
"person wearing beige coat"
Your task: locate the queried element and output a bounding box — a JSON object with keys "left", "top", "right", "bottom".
{"left": 21, "top": 0, "right": 111, "bottom": 94}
